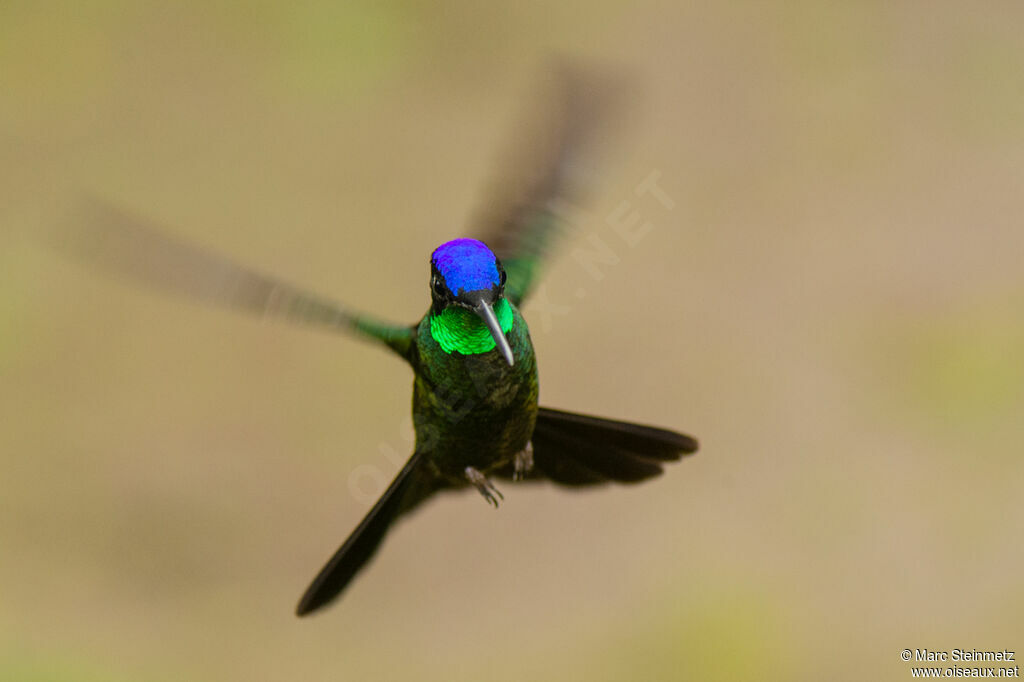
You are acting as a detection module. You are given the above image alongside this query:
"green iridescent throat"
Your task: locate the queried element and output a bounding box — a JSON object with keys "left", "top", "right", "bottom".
{"left": 430, "top": 298, "right": 513, "bottom": 356}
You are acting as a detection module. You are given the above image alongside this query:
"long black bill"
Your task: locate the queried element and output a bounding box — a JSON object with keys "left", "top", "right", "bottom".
{"left": 473, "top": 301, "right": 514, "bottom": 366}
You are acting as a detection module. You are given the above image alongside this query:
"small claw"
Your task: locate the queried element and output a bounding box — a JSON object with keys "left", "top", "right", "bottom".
{"left": 465, "top": 466, "right": 504, "bottom": 507}
{"left": 513, "top": 441, "right": 534, "bottom": 482}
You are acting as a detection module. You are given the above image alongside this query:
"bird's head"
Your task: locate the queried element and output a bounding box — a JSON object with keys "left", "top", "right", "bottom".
{"left": 429, "top": 238, "right": 513, "bottom": 365}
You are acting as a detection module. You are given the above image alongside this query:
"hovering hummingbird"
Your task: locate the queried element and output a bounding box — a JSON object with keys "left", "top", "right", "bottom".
{"left": 56, "top": 67, "right": 699, "bottom": 617}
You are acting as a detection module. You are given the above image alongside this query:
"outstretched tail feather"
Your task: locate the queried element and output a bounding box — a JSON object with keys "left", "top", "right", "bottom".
{"left": 521, "top": 436, "right": 609, "bottom": 486}
{"left": 532, "top": 422, "right": 665, "bottom": 482}
{"left": 537, "top": 408, "right": 698, "bottom": 460}
{"left": 296, "top": 452, "right": 439, "bottom": 616}
{"left": 502, "top": 407, "right": 698, "bottom": 486}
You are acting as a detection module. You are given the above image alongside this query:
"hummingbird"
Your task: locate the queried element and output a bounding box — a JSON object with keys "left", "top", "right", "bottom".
{"left": 54, "top": 67, "right": 699, "bottom": 617}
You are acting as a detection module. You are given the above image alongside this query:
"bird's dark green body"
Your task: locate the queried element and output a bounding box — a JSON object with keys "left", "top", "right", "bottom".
{"left": 62, "top": 66, "right": 699, "bottom": 619}
{"left": 412, "top": 303, "right": 539, "bottom": 484}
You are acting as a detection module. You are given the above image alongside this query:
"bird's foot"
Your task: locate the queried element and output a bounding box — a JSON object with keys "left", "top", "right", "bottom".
{"left": 513, "top": 441, "right": 534, "bottom": 481}
{"left": 465, "top": 466, "right": 504, "bottom": 507}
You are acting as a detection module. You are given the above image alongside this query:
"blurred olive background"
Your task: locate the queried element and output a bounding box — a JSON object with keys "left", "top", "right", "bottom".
{"left": 3, "top": 1, "right": 1023, "bottom": 680}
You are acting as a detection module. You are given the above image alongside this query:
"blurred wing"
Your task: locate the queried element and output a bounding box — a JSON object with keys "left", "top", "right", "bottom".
{"left": 472, "top": 63, "right": 625, "bottom": 305}
{"left": 50, "top": 200, "right": 415, "bottom": 360}
{"left": 497, "top": 407, "right": 698, "bottom": 486}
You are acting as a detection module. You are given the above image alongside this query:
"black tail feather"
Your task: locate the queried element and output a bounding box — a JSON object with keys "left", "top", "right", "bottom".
{"left": 296, "top": 451, "right": 437, "bottom": 616}
{"left": 537, "top": 407, "right": 698, "bottom": 460}
{"left": 503, "top": 407, "right": 698, "bottom": 486}
{"left": 532, "top": 422, "right": 665, "bottom": 482}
